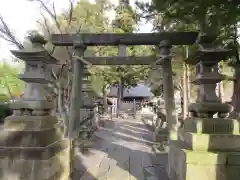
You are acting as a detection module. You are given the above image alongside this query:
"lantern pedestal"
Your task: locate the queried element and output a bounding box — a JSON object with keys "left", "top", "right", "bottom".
{"left": 168, "top": 35, "right": 240, "bottom": 180}
{"left": 0, "top": 35, "right": 71, "bottom": 180}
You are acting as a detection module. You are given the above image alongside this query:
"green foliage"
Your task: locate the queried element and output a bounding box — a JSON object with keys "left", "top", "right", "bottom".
{"left": 0, "top": 103, "right": 12, "bottom": 122}
{"left": 136, "top": 0, "right": 240, "bottom": 97}
{"left": 0, "top": 60, "right": 24, "bottom": 97}
{"left": 77, "top": 0, "right": 154, "bottom": 94}
{"left": 105, "top": 0, "right": 152, "bottom": 90}
{"left": 150, "top": 0, "right": 240, "bottom": 34}
{"left": 0, "top": 94, "right": 9, "bottom": 102}
{"left": 113, "top": 1, "right": 139, "bottom": 32}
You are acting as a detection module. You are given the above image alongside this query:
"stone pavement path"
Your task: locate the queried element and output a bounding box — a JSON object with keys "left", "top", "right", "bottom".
{"left": 72, "top": 118, "right": 168, "bottom": 180}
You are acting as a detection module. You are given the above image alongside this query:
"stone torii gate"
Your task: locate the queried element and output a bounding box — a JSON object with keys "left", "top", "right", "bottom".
{"left": 51, "top": 32, "right": 198, "bottom": 178}
{"left": 51, "top": 32, "right": 198, "bottom": 137}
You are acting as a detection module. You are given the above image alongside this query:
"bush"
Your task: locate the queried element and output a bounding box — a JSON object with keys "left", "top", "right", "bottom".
{"left": 0, "top": 94, "right": 9, "bottom": 102}
{"left": 0, "top": 103, "right": 13, "bottom": 123}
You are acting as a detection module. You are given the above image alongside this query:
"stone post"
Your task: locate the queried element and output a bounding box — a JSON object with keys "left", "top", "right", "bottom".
{"left": 168, "top": 34, "right": 239, "bottom": 180}
{"left": 158, "top": 40, "right": 180, "bottom": 179}
{"left": 159, "top": 40, "right": 179, "bottom": 138}
{"left": 0, "top": 34, "right": 71, "bottom": 180}
{"left": 69, "top": 45, "right": 85, "bottom": 138}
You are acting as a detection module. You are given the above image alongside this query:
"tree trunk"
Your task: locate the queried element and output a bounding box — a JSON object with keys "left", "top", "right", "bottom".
{"left": 216, "top": 79, "right": 224, "bottom": 102}
{"left": 187, "top": 64, "right": 191, "bottom": 103}
{"left": 57, "top": 85, "right": 68, "bottom": 136}
{"left": 116, "top": 79, "right": 123, "bottom": 117}
{"left": 231, "top": 65, "right": 240, "bottom": 116}
{"left": 183, "top": 62, "right": 188, "bottom": 120}
{"left": 215, "top": 64, "right": 224, "bottom": 102}
{"left": 230, "top": 24, "right": 240, "bottom": 117}
{"left": 116, "top": 84, "right": 121, "bottom": 117}
{"left": 219, "top": 81, "right": 224, "bottom": 102}
{"left": 183, "top": 46, "right": 190, "bottom": 118}
{"left": 102, "top": 85, "right": 108, "bottom": 114}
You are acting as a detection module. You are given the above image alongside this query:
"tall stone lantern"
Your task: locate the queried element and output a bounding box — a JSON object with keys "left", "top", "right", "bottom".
{"left": 81, "top": 66, "right": 97, "bottom": 125}
{"left": 0, "top": 34, "right": 71, "bottom": 180}
{"left": 82, "top": 66, "right": 94, "bottom": 108}
{"left": 168, "top": 34, "right": 240, "bottom": 180}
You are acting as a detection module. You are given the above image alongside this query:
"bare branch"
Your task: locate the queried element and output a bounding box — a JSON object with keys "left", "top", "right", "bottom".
{"left": 51, "top": 67, "right": 58, "bottom": 80}
{"left": 29, "top": 0, "right": 62, "bottom": 33}
{"left": 0, "top": 15, "right": 24, "bottom": 49}
{"left": 39, "top": 11, "right": 52, "bottom": 38}
{"left": 68, "top": 0, "right": 73, "bottom": 26}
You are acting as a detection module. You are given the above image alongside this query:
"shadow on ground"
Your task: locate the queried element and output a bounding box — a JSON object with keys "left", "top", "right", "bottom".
{"left": 84, "top": 119, "right": 169, "bottom": 180}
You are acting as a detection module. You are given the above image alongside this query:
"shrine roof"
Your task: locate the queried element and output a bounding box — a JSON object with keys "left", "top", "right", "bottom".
{"left": 185, "top": 48, "right": 233, "bottom": 65}
{"left": 51, "top": 32, "right": 199, "bottom": 46}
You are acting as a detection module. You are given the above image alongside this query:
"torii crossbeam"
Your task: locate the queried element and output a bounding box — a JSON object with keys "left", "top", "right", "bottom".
{"left": 51, "top": 32, "right": 198, "bottom": 46}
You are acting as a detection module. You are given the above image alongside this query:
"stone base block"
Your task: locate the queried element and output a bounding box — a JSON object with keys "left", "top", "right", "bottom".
{"left": 0, "top": 116, "right": 63, "bottom": 147}
{"left": 0, "top": 115, "right": 72, "bottom": 180}
{"left": 178, "top": 130, "right": 240, "bottom": 151}
{"left": 0, "top": 140, "right": 70, "bottom": 180}
{"left": 168, "top": 142, "right": 240, "bottom": 180}
{"left": 184, "top": 118, "right": 240, "bottom": 134}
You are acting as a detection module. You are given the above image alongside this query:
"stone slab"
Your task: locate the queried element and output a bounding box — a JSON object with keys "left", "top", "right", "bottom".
{"left": 178, "top": 130, "right": 240, "bottom": 151}
{"left": 10, "top": 100, "right": 54, "bottom": 110}
{"left": 184, "top": 118, "right": 240, "bottom": 134}
{"left": 0, "top": 139, "right": 69, "bottom": 160}
{"left": 168, "top": 142, "right": 240, "bottom": 180}
{"left": 0, "top": 126, "right": 63, "bottom": 147}
{"left": 4, "top": 115, "right": 58, "bottom": 130}
{"left": 0, "top": 143, "right": 70, "bottom": 180}
{"left": 188, "top": 102, "right": 232, "bottom": 113}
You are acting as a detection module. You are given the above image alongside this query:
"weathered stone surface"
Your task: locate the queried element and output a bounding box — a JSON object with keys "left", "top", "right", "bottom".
{"left": 0, "top": 145, "right": 70, "bottom": 180}
{"left": 0, "top": 139, "right": 69, "bottom": 160}
{"left": 0, "top": 127, "right": 63, "bottom": 147}
{"left": 10, "top": 100, "right": 54, "bottom": 110}
{"left": 51, "top": 32, "right": 198, "bottom": 46}
{"left": 184, "top": 118, "right": 240, "bottom": 134}
{"left": 169, "top": 143, "right": 240, "bottom": 180}
{"left": 4, "top": 115, "right": 58, "bottom": 130}
{"left": 169, "top": 34, "right": 237, "bottom": 180}
{"left": 189, "top": 102, "right": 232, "bottom": 114}
{"left": 178, "top": 130, "right": 240, "bottom": 151}
{"left": 1, "top": 34, "right": 72, "bottom": 180}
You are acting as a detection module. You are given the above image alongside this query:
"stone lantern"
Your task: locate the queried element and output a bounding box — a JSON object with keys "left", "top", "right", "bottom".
{"left": 0, "top": 34, "right": 71, "bottom": 179}
{"left": 82, "top": 66, "right": 94, "bottom": 106}
{"left": 81, "top": 66, "right": 96, "bottom": 124}
{"left": 168, "top": 34, "right": 240, "bottom": 180}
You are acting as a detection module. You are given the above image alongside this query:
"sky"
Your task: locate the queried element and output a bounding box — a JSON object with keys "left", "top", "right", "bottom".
{"left": 0, "top": 0, "right": 152, "bottom": 64}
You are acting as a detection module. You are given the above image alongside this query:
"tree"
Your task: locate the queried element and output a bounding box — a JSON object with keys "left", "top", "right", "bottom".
{"left": 137, "top": 0, "right": 240, "bottom": 116}
{"left": 109, "top": 0, "right": 153, "bottom": 116}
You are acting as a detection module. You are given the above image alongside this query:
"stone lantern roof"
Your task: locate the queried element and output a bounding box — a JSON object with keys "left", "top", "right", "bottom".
{"left": 10, "top": 34, "right": 58, "bottom": 64}
{"left": 185, "top": 48, "right": 233, "bottom": 66}
{"left": 10, "top": 34, "right": 58, "bottom": 84}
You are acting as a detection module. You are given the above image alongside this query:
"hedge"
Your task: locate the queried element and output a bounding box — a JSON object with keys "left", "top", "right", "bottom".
{"left": 0, "top": 103, "right": 13, "bottom": 123}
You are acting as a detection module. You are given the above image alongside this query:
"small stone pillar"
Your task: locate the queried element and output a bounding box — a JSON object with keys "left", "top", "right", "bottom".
{"left": 0, "top": 34, "right": 70, "bottom": 180}
{"left": 81, "top": 66, "right": 94, "bottom": 121}
{"left": 168, "top": 34, "right": 240, "bottom": 180}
